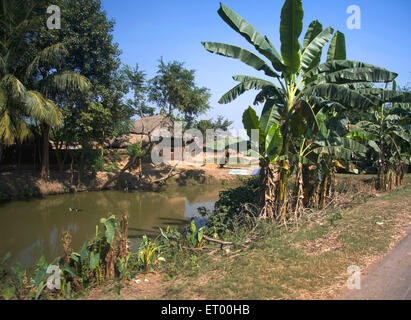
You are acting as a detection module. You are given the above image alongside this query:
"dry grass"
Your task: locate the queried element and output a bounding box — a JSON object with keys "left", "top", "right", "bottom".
{"left": 80, "top": 175, "right": 411, "bottom": 300}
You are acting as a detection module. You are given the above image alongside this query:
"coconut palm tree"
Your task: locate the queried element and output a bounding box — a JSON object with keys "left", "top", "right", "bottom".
{"left": 0, "top": 0, "right": 90, "bottom": 177}
{"left": 25, "top": 44, "right": 90, "bottom": 178}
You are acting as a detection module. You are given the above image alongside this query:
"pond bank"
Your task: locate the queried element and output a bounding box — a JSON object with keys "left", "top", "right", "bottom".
{"left": 0, "top": 184, "right": 229, "bottom": 268}
{"left": 83, "top": 181, "right": 411, "bottom": 300}
{"left": 0, "top": 163, "right": 244, "bottom": 201}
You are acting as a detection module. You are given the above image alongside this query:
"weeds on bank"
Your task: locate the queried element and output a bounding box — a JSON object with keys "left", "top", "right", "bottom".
{"left": 1, "top": 175, "right": 409, "bottom": 300}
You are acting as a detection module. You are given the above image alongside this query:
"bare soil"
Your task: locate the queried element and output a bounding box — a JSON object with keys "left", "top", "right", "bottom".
{"left": 0, "top": 162, "right": 243, "bottom": 200}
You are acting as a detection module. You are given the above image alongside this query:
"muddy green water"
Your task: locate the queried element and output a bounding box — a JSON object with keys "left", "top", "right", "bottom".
{"left": 0, "top": 185, "right": 225, "bottom": 268}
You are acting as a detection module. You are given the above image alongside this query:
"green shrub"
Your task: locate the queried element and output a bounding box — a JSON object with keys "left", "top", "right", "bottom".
{"left": 127, "top": 142, "right": 145, "bottom": 161}
{"left": 201, "top": 177, "right": 260, "bottom": 236}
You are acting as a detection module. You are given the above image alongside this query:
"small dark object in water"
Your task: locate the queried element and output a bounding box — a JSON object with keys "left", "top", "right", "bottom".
{"left": 69, "top": 208, "right": 83, "bottom": 213}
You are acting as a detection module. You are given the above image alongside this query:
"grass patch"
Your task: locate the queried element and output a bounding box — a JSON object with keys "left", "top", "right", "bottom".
{"left": 157, "top": 184, "right": 411, "bottom": 300}
{"left": 79, "top": 176, "right": 411, "bottom": 300}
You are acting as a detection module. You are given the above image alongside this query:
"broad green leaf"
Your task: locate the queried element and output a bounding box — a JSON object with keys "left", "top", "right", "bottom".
{"left": 303, "top": 20, "right": 323, "bottom": 50}
{"left": 304, "top": 84, "right": 376, "bottom": 109}
{"left": 69, "top": 253, "right": 80, "bottom": 263}
{"left": 202, "top": 42, "right": 278, "bottom": 77}
{"left": 100, "top": 215, "right": 116, "bottom": 244}
{"left": 304, "top": 60, "right": 381, "bottom": 81}
{"left": 254, "top": 85, "right": 285, "bottom": 105}
{"left": 327, "top": 31, "right": 346, "bottom": 61}
{"left": 79, "top": 242, "right": 88, "bottom": 264}
{"left": 280, "top": 0, "right": 304, "bottom": 74}
{"left": 63, "top": 264, "right": 79, "bottom": 279}
{"left": 35, "top": 281, "right": 47, "bottom": 300}
{"left": 340, "top": 137, "right": 368, "bottom": 154}
{"left": 217, "top": 3, "right": 285, "bottom": 72}
{"left": 301, "top": 26, "right": 334, "bottom": 72}
{"left": 313, "top": 146, "right": 352, "bottom": 160}
{"left": 320, "top": 67, "right": 398, "bottom": 85}
{"left": 260, "top": 99, "right": 282, "bottom": 134}
{"left": 242, "top": 106, "right": 259, "bottom": 132}
{"left": 218, "top": 76, "right": 274, "bottom": 104}
{"left": 89, "top": 251, "right": 99, "bottom": 270}
{"left": 242, "top": 106, "right": 264, "bottom": 143}
{"left": 358, "top": 88, "right": 411, "bottom": 104}
{"left": 392, "top": 130, "right": 411, "bottom": 143}
{"left": 293, "top": 100, "right": 319, "bottom": 134}
{"left": 367, "top": 140, "right": 381, "bottom": 153}
{"left": 265, "top": 124, "right": 283, "bottom": 161}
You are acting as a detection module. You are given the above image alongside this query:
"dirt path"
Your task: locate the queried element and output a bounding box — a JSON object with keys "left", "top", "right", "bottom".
{"left": 340, "top": 227, "right": 411, "bottom": 300}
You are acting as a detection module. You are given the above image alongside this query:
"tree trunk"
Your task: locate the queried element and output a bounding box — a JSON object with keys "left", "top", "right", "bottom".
{"left": 377, "top": 151, "right": 386, "bottom": 190}
{"left": 17, "top": 142, "right": 22, "bottom": 170}
{"left": 302, "top": 164, "right": 315, "bottom": 206}
{"left": 40, "top": 123, "right": 51, "bottom": 179}
{"left": 138, "top": 157, "right": 143, "bottom": 179}
{"left": 259, "top": 161, "right": 277, "bottom": 221}
{"left": 0, "top": 144, "right": 3, "bottom": 165}
{"left": 294, "top": 162, "right": 304, "bottom": 218}
{"left": 55, "top": 141, "right": 67, "bottom": 173}
{"left": 69, "top": 151, "right": 74, "bottom": 186}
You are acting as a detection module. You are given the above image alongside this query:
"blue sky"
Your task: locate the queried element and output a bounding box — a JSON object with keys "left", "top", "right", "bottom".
{"left": 100, "top": 0, "right": 411, "bottom": 130}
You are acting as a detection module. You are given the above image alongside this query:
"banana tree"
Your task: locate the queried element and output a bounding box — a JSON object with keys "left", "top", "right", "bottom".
{"left": 202, "top": 1, "right": 400, "bottom": 220}
{"left": 348, "top": 86, "right": 411, "bottom": 190}
{"left": 241, "top": 106, "right": 284, "bottom": 220}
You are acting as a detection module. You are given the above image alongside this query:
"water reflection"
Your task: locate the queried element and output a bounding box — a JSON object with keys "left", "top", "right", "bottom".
{"left": 0, "top": 185, "right": 224, "bottom": 268}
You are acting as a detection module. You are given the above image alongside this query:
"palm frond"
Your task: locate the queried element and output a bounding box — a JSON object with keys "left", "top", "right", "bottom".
{"left": 26, "top": 43, "right": 68, "bottom": 78}
{"left": 25, "top": 90, "right": 63, "bottom": 127}
{"left": 0, "top": 74, "right": 27, "bottom": 103}
{"left": 41, "top": 71, "right": 91, "bottom": 95}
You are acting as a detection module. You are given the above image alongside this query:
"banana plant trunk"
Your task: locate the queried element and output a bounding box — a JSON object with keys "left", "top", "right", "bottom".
{"left": 294, "top": 161, "right": 304, "bottom": 218}
{"left": 377, "top": 147, "right": 386, "bottom": 190}
{"left": 259, "top": 160, "right": 277, "bottom": 221}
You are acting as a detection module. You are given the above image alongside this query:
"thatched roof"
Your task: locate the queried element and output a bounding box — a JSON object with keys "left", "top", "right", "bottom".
{"left": 130, "top": 114, "right": 173, "bottom": 135}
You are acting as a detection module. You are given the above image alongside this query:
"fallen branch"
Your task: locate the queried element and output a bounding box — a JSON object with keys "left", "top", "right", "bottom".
{"left": 149, "top": 162, "right": 181, "bottom": 184}
{"left": 203, "top": 235, "right": 234, "bottom": 250}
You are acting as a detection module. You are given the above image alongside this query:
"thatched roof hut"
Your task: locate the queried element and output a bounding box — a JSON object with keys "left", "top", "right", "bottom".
{"left": 130, "top": 114, "right": 173, "bottom": 135}
{"left": 108, "top": 114, "right": 173, "bottom": 149}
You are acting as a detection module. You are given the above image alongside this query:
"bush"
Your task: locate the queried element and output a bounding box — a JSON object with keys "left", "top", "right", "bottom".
{"left": 127, "top": 142, "right": 145, "bottom": 161}
{"left": 201, "top": 177, "right": 260, "bottom": 236}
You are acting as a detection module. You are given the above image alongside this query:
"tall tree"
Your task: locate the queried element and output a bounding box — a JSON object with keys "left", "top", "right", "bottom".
{"left": 148, "top": 58, "right": 211, "bottom": 127}
{"left": 33, "top": 0, "right": 130, "bottom": 177}
{"left": 121, "top": 64, "right": 154, "bottom": 118}
{"left": 195, "top": 115, "right": 233, "bottom": 137}
{"left": 0, "top": 0, "right": 89, "bottom": 179}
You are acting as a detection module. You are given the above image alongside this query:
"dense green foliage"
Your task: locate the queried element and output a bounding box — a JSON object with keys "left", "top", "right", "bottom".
{"left": 148, "top": 58, "right": 211, "bottom": 128}
{"left": 0, "top": 0, "right": 213, "bottom": 180}
{"left": 195, "top": 115, "right": 234, "bottom": 137}
{"left": 203, "top": 1, "right": 411, "bottom": 221}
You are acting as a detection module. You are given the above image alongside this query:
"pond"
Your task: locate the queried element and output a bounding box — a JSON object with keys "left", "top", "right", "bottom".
{"left": 0, "top": 184, "right": 226, "bottom": 268}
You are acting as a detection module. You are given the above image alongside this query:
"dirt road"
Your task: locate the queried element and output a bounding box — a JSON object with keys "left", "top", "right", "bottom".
{"left": 340, "top": 227, "right": 411, "bottom": 300}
